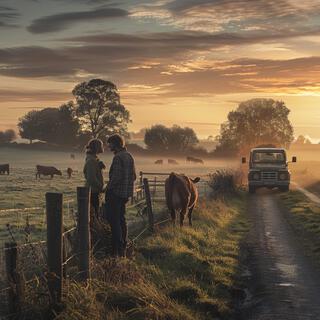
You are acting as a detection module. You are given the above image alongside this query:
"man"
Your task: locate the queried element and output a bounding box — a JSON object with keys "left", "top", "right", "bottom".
{"left": 105, "top": 134, "right": 136, "bottom": 257}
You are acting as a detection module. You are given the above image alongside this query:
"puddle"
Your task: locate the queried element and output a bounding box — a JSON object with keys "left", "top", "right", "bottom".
{"left": 277, "top": 283, "right": 295, "bottom": 287}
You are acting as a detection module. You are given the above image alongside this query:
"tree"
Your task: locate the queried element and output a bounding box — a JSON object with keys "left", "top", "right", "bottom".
{"left": 72, "top": 79, "right": 130, "bottom": 139}
{"left": 214, "top": 99, "right": 294, "bottom": 156}
{"left": 18, "top": 103, "right": 80, "bottom": 146}
{"left": 294, "top": 135, "right": 312, "bottom": 145}
{"left": 144, "top": 124, "right": 199, "bottom": 153}
{"left": 18, "top": 110, "right": 41, "bottom": 144}
{"left": 0, "top": 129, "right": 16, "bottom": 144}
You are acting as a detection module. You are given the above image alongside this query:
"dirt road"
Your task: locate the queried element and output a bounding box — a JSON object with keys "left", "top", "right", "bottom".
{"left": 241, "top": 190, "right": 320, "bottom": 320}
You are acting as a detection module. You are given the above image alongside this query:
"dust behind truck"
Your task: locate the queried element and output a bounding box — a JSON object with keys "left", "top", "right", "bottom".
{"left": 242, "top": 148, "right": 297, "bottom": 193}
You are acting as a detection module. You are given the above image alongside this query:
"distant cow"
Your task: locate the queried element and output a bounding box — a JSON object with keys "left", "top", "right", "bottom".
{"left": 0, "top": 164, "right": 9, "bottom": 175}
{"left": 70, "top": 153, "right": 75, "bottom": 160}
{"left": 155, "top": 159, "right": 163, "bottom": 165}
{"left": 36, "top": 165, "right": 62, "bottom": 179}
{"left": 165, "top": 173, "right": 200, "bottom": 226}
{"left": 67, "top": 167, "right": 73, "bottom": 179}
{"left": 186, "top": 156, "right": 204, "bottom": 164}
{"left": 168, "top": 159, "right": 179, "bottom": 165}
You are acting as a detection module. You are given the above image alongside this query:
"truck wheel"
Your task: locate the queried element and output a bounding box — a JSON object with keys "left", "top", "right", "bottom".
{"left": 249, "top": 186, "right": 256, "bottom": 194}
{"left": 279, "top": 186, "right": 289, "bottom": 192}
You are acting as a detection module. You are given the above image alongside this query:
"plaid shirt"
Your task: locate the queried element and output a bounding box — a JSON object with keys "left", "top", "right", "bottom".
{"left": 107, "top": 148, "right": 136, "bottom": 199}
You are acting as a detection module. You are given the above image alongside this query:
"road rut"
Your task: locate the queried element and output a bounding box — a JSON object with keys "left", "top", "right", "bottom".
{"left": 242, "top": 190, "right": 320, "bottom": 320}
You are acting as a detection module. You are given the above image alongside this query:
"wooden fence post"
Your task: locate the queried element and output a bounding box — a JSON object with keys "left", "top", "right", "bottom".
{"left": 139, "top": 171, "right": 143, "bottom": 199}
{"left": 77, "top": 187, "right": 91, "bottom": 281}
{"left": 5, "top": 242, "right": 25, "bottom": 316}
{"left": 143, "top": 178, "right": 154, "bottom": 232}
{"left": 46, "top": 192, "right": 63, "bottom": 305}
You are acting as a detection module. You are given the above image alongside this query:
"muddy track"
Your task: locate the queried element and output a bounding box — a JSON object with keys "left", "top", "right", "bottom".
{"left": 240, "top": 190, "right": 320, "bottom": 320}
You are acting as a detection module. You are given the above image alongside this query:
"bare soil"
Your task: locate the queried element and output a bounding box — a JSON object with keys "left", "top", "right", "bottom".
{"left": 240, "top": 189, "right": 320, "bottom": 320}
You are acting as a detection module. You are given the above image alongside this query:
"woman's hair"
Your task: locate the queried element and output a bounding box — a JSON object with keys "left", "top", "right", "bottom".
{"left": 86, "top": 138, "right": 104, "bottom": 154}
{"left": 107, "top": 134, "right": 125, "bottom": 148}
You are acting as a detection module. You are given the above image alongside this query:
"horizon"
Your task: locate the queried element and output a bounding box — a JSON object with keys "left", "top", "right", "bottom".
{"left": 0, "top": 1, "right": 320, "bottom": 141}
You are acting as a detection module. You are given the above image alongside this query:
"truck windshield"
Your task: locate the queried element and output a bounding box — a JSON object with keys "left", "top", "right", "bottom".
{"left": 252, "top": 151, "right": 285, "bottom": 163}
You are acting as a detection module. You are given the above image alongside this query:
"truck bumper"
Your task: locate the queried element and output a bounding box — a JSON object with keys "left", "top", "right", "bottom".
{"left": 249, "top": 181, "right": 289, "bottom": 188}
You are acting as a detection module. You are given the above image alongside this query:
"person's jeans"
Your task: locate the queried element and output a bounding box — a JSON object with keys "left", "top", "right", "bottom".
{"left": 104, "top": 191, "right": 128, "bottom": 257}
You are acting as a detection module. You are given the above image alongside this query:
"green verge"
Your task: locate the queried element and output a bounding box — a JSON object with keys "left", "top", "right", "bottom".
{"left": 280, "top": 191, "right": 320, "bottom": 263}
{"left": 24, "top": 195, "right": 249, "bottom": 320}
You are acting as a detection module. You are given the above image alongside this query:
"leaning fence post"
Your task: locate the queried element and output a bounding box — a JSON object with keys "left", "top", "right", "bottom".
{"left": 143, "top": 178, "right": 154, "bottom": 232}
{"left": 46, "top": 192, "right": 63, "bottom": 305}
{"left": 5, "top": 242, "right": 25, "bottom": 316}
{"left": 77, "top": 187, "right": 91, "bottom": 281}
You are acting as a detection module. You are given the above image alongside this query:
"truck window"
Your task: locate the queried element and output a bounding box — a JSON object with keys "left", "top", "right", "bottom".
{"left": 252, "top": 152, "right": 285, "bottom": 163}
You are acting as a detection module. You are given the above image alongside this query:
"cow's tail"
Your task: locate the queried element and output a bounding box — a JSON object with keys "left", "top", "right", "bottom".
{"left": 166, "top": 172, "right": 177, "bottom": 209}
{"left": 192, "top": 177, "right": 200, "bottom": 184}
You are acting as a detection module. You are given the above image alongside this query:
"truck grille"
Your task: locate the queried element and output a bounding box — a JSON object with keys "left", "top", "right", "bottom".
{"left": 261, "top": 172, "right": 277, "bottom": 181}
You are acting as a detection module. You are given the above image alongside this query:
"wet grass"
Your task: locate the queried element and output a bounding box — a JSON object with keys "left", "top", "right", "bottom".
{"left": 280, "top": 191, "right": 320, "bottom": 262}
{"left": 20, "top": 195, "right": 249, "bottom": 320}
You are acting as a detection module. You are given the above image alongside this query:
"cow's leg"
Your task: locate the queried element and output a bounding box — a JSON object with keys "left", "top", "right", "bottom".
{"left": 179, "top": 207, "right": 188, "bottom": 227}
{"left": 51, "top": 174, "right": 53, "bottom": 179}
{"left": 170, "top": 209, "right": 176, "bottom": 225}
{"left": 188, "top": 204, "right": 195, "bottom": 227}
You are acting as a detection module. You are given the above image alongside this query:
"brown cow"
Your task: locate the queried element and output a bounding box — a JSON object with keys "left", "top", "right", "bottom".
{"left": 70, "top": 153, "right": 75, "bottom": 160}
{"left": 165, "top": 172, "right": 200, "bottom": 226}
{"left": 36, "top": 165, "right": 62, "bottom": 179}
{"left": 67, "top": 167, "right": 73, "bottom": 179}
{"left": 0, "top": 164, "right": 9, "bottom": 175}
{"left": 154, "top": 159, "right": 163, "bottom": 165}
{"left": 168, "top": 159, "right": 179, "bottom": 165}
{"left": 186, "top": 156, "right": 204, "bottom": 164}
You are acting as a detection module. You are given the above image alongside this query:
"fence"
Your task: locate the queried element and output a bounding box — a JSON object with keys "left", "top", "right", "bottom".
{"left": 0, "top": 172, "right": 210, "bottom": 317}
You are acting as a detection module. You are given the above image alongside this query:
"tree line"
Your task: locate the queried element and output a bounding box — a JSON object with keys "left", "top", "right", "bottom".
{"left": 6, "top": 77, "right": 296, "bottom": 157}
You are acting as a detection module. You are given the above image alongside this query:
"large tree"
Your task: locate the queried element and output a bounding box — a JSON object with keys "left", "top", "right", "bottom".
{"left": 18, "top": 103, "right": 80, "bottom": 145}
{"left": 144, "top": 124, "right": 199, "bottom": 153}
{"left": 214, "top": 99, "right": 294, "bottom": 156}
{"left": 72, "top": 79, "right": 130, "bottom": 139}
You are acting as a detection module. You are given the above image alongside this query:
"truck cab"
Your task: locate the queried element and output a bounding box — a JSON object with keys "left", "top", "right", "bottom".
{"left": 242, "top": 148, "right": 296, "bottom": 193}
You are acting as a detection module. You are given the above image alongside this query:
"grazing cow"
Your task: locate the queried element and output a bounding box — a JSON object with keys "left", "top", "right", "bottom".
{"left": 67, "top": 167, "right": 73, "bottom": 179}
{"left": 154, "top": 159, "right": 163, "bottom": 165}
{"left": 168, "top": 159, "right": 179, "bottom": 165}
{"left": 70, "top": 153, "right": 75, "bottom": 160}
{"left": 186, "top": 156, "right": 204, "bottom": 164}
{"left": 165, "top": 172, "right": 200, "bottom": 226}
{"left": 36, "top": 165, "right": 62, "bottom": 179}
{"left": 0, "top": 164, "right": 9, "bottom": 175}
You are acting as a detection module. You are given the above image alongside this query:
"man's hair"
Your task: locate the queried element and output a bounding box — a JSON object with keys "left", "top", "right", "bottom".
{"left": 107, "top": 134, "right": 125, "bottom": 148}
{"left": 86, "top": 138, "right": 104, "bottom": 154}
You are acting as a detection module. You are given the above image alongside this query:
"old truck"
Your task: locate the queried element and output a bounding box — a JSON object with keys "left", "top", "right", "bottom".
{"left": 242, "top": 148, "right": 296, "bottom": 193}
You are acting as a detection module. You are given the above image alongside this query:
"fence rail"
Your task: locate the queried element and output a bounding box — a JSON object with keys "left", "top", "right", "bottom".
{"left": 0, "top": 171, "right": 211, "bottom": 317}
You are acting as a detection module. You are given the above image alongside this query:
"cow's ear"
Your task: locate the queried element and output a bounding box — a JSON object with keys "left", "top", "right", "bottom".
{"left": 193, "top": 177, "right": 200, "bottom": 183}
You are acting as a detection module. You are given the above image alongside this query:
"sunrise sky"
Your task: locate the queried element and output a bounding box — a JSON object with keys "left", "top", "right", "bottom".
{"left": 0, "top": 0, "right": 320, "bottom": 140}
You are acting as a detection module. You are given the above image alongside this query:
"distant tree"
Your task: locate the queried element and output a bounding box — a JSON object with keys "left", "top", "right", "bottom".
{"left": 72, "top": 79, "right": 130, "bottom": 139}
{"left": 214, "top": 99, "right": 294, "bottom": 156}
{"left": 294, "top": 135, "right": 312, "bottom": 145}
{"left": 18, "top": 103, "right": 80, "bottom": 146}
{"left": 0, "top": 129, "right": 16, "bottom": 144}
{"left": 144, "top": 124, "right": 199, "bottom": 153}
{"left": 18, "top": 110, "right": 41, "bottom": 144}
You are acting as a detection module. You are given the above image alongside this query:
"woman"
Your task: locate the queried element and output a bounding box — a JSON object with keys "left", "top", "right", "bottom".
{"left": 83, "top": 138, "right": 105, "bottom": 219}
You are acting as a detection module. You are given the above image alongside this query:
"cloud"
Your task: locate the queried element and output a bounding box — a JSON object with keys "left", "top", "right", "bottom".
{"left": 27, "top": 7, "right": 129, "bottom": 33}
{"left": 132, "top": 0, "right": 320, "bottom": 33}
{"left": 0, "top": 5, "right": 19, "bottom": 28}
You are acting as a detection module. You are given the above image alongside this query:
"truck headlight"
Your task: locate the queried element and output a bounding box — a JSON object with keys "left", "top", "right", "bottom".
{"left": 249, "top": 172, "right": 260, "bottom": 180}
{"left": 253, "top": 173, "right": 260, "bottom": 180}
{"left": 278, "top": 172, "right": 289, "bottom": 180}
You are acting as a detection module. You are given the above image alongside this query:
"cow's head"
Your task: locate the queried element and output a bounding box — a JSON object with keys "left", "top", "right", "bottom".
{"left": 192, "top": 177, "right": 200, "bottom": 183}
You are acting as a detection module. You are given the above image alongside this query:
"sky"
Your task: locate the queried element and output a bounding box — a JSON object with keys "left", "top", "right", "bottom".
{"left": 0, "top": 0, "right": 320, "bottom": 141}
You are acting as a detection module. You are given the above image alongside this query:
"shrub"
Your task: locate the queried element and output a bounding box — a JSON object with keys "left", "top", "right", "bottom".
{"left": 208, "top": 169, "right": 243, "bottom": 198}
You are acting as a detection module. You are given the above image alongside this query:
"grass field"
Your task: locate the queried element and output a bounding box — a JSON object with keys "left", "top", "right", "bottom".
{"left": 280, "top": 191, "right": 320, "bottom": 264}
{"left": 20, "top": 195, "right": 249, "bottom": 320}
